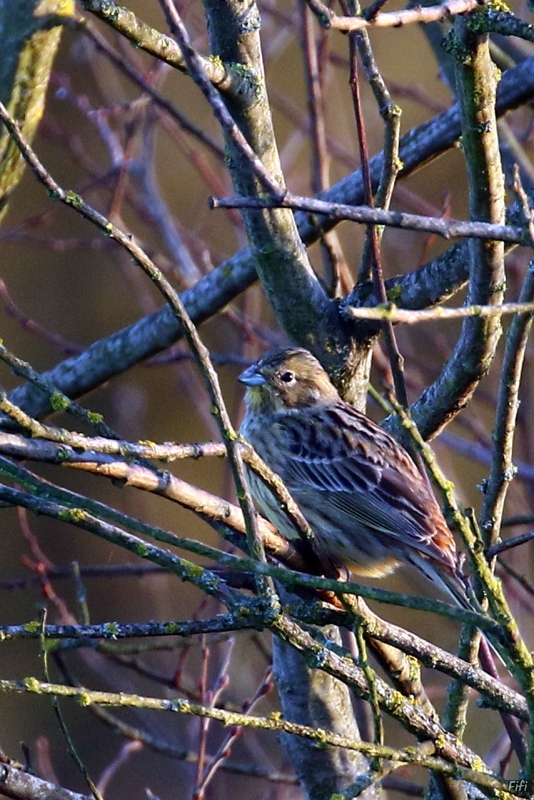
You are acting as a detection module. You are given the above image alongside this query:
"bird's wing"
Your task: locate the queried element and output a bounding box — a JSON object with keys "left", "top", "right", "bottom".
{"left": 277, "top": 407, "right": 451, "bottom": 565}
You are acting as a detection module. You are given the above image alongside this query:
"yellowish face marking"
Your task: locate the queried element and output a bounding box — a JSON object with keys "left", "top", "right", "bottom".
{"left": 241, "top": 349, "right": 339, "bottom": 414}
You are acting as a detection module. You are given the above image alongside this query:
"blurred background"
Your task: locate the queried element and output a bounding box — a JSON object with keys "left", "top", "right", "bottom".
{"left": 1, "top": 1, "right": 534, "bottom": 797}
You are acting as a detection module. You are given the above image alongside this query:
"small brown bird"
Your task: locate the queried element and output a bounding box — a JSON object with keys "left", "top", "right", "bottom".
{"left": 239, "top": 347, "right": 469, "bottom": 606}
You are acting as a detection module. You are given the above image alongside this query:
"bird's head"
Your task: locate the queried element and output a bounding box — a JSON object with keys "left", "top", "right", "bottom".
{"left": 238, "top": 348, "right": 339, "bottom": 413}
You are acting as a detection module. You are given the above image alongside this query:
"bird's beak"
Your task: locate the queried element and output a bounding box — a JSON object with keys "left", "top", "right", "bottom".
{"left": 238, "top": 364, "right": 266, "bottom": 387}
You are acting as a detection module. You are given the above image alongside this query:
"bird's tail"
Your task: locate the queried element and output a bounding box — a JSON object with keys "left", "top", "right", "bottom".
{"left": 408, "top": 554, "right": 527, "bottom": 763}
{"left": 408, "top": 552, "right": 506, "bottom": 664}
{"left": 407, "top": 551, "right": 473, "bottom": 609}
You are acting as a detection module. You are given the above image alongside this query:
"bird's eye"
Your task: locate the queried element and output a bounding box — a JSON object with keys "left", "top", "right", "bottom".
{"left": 280, "top": 370, "right": 295, "bottom": 384}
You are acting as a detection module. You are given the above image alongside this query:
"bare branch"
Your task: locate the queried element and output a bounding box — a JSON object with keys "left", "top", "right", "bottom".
{"left": 305, "top": 0, "right": 487, "bottom": 31}
{"left": 346, "top": 300, "right": 534, "bottom": 323}
{"left": 211, "top": 191, "right": 525, "bottom": 243}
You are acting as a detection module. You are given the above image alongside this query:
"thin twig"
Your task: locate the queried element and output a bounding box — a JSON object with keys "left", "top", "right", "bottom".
{"left": 488, "top": 529, "right": 534, "bottom": 558}
{"left": 306, "top": 0, "right": 487, "bottom": 31}
{"left": 210, "top": 192, "right": 526, "bottom": 244}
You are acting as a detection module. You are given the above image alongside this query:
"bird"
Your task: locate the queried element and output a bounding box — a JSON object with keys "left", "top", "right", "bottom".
{"left": 238, "top": 346, "right": 471, "bottom": 608}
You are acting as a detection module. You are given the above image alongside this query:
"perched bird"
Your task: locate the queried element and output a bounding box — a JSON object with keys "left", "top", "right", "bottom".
{"left": 238, "top": 347, "right": 470, "bottom": 607}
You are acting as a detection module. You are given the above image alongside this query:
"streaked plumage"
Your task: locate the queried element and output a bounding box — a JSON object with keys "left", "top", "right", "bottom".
{"left": 239, "top": 347, "right": 468, "bottom": 606}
